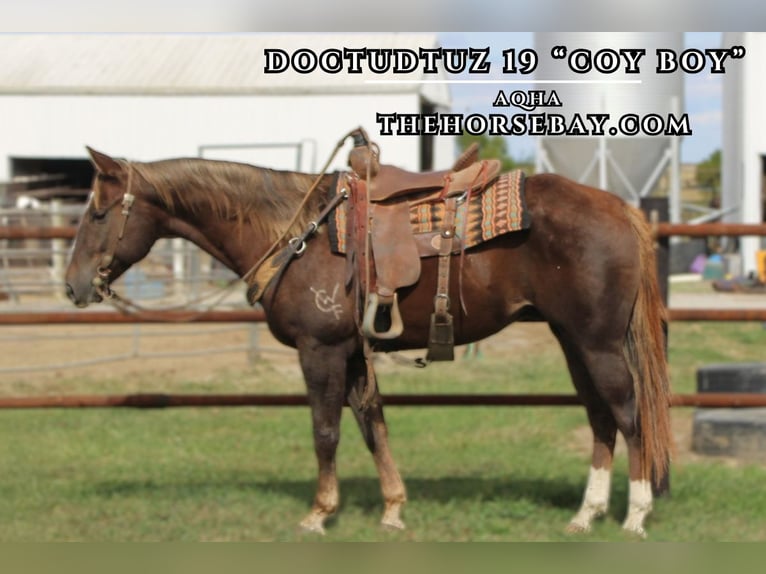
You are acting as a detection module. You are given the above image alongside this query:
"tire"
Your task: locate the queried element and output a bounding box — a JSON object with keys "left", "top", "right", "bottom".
{"left": 696, "top": 363, "right": 766, "bottom": 393}
{"left": 693, "top": 363, "right": 766, "bottom": 460}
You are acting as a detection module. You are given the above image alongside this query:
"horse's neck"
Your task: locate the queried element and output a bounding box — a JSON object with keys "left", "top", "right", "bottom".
{"left": 160, "top": 205, "right": 271, "bottom": 279}
{"left": 150, "top": 162, "right": 323, "bottom": 279}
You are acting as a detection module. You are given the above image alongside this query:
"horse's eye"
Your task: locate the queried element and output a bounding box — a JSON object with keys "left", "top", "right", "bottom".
{"left": 97, "top": 173, "right": 119, "bottom": 184}
{"left": 90, "top": 209, "right": 108, "bottom": 223}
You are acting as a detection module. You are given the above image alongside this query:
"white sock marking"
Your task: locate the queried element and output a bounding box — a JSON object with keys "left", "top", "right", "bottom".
{"left": 569, "top": 466, "right": 611, "bottom": 531}
{"left": 622, "top": 479, "right": 653, "bottom": 536}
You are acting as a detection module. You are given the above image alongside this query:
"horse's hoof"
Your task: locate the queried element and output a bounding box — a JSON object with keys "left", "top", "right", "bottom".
{"left": 381, "top": 502, "right": 405, "bottom": 530}
{"left": 299, "top": 512, "right": 327, "bottom": 535}
{"left": 381, "top": 516, "right": 406, "bottom": 531}
{"left": 622, "top": 524, "right": 647, "bottom": 539}
{"left": 565, "top": 520, "right": 591, "bottom": 534}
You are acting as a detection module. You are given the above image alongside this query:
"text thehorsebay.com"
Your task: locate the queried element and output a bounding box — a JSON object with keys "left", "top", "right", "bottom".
{"left": 264, "top": 44, "right": 747, "bottom": 137}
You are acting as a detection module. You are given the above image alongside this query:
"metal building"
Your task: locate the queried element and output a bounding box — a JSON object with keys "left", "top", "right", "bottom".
{"left": 534, "top": 33, "right": 684, "bottom": 220}
{"left": 0, "top": 34, "right": 453, "bottom": 298}
{"left": 722, "top": 32, "right": 766, "bottom": 276}
{"left": 0, "top": 34, "right": 453, "bottom": 188}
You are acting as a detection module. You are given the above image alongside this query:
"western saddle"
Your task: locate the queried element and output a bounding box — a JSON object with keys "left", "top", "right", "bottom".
{"left": 345, "top": 128, "right": 501, "bottom": 361}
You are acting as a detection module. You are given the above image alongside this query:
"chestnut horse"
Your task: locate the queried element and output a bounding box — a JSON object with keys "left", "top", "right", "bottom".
{"left": 65, "top": 147, "right": 672, "bottom": 537}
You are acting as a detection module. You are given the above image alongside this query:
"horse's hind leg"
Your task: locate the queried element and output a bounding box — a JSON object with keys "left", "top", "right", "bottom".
{"left": 566, "top": 402, "right": 617, "bottom": 533}
{"left": 554, "top": 332, "right": 617, "bottom": 533}
{"left": 581, "top": 346, "right": 654, "bottom": 537}
{"left": 346, "top": 353, "right": 407, "bottom": 529}
{"left": 297, "top": 340, "right": 347, "bottom": 534}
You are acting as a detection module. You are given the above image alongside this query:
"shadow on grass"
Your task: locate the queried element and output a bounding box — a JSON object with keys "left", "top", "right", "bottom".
{"left": 90, "top": 472, "right": 593, "bottom": 515}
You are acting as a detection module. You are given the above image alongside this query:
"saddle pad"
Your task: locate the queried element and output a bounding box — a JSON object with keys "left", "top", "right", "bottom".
{"left": 328, "top": 170, "right": 529, "bottom": 254}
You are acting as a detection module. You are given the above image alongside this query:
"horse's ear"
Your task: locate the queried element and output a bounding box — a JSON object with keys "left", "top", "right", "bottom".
{"left": 86, "top": 146, "right": 122, "bottom": 175}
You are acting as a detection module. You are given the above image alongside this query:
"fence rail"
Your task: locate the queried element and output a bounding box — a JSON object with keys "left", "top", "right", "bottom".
{"left": 2, "top": 392, "right": 766, "bottom": 410}
{"left": 0, "top": 226, "right": 76, "bottom": 240}
{"left": 5, "top": 221, "right": 766, "bottom": 242}
{"left": 0, "top": 309, "right": 266, "bottom": 324}
{"left": 1, "top": 308, "right": 765, "bottom": 325}
{"left": 655, "top": 222, "right": 766, "bottom": 238}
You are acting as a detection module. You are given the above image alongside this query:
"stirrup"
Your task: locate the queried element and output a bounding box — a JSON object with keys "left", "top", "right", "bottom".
{"left": 362, "top": 292, "right": 404, "bottom": 339}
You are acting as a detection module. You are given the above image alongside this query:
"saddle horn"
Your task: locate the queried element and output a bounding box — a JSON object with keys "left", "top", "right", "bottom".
{"left": 348, "top": 127, "right": 380, "bottom": 180}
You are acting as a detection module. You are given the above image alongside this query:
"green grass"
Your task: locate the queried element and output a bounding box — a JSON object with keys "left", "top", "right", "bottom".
{"left": 1, "top": 322, "right": 766, "bottom": 540}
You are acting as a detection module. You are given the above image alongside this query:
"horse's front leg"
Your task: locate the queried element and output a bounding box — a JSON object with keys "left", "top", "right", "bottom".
{"left": 296, "top": 338, "right": 348, "bottom": 534}
{"left": 346, "top": 352, "right": 407, "bottom": 530}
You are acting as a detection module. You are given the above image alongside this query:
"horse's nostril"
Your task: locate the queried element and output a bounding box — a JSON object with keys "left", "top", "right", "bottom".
{"left": 65, "top": 283, "right": 76, "bottom": 302}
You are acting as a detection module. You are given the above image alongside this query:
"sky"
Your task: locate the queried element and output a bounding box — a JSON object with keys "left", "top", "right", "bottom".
{"left": 438, "top": 32, "right": 723, "bottom": 164}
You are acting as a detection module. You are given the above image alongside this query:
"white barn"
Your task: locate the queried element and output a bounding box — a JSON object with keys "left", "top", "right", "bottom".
{"left": 722, "top": 32, "right": 766, "bottom": 276}
{"left": 0, "top": 34, "right": 453, "bottom": 187}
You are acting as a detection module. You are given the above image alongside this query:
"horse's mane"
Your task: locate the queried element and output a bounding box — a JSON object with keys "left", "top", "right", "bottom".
{"left": 131, "top": 158, "right": 329, "bottom": 242}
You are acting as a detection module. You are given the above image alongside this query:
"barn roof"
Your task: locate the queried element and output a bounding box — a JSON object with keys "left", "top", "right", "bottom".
{"left": 0, "top": 33, "right": 450, "bottom": 105}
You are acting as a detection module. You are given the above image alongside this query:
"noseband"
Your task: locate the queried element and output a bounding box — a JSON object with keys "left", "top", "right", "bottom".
{"left": 92, "top": 163, "right": 136, "bottom": 300}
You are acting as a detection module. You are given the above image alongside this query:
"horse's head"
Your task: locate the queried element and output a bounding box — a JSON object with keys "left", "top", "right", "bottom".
{"left": 65, "top": 148, "right": 159, "bottom": 307}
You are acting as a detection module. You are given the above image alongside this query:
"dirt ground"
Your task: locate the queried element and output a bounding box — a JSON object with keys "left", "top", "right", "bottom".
{"left": 0, "top": 320, "right": 270, "bottom": 384}
{"left": 0, "top": 312, "right": 555, "bottom": 385}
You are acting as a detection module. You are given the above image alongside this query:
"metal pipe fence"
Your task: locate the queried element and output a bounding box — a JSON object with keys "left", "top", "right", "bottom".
{"left": 2, "top": 221, "right": 766, "bottom": 408}
{"left": 2, "top": 206, "right": 252, "bottom": 370}
{"left": 2, "top": 392, "right": 766, "bottom": 409}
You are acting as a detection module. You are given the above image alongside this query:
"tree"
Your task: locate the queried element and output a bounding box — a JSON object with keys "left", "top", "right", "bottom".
{"left": 696, "top": 149, "right": 721, "bottom": 198}
{"left": 457, "top": 134, "right": 518, "bottom": 173}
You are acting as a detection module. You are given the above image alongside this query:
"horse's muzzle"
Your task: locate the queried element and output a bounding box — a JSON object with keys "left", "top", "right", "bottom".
{"left": 65, "top": 282, "right": 102, "bottom": 308}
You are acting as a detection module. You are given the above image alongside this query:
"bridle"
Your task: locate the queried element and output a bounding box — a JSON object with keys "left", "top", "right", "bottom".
{"left": 85, "top": 160, "right": 229, "bottom": 318}
{"left": 82, "top": 128, "right": 356, "bottom": 317}
{"left": 91, "top": 162, "right": 136, "bottom": 301}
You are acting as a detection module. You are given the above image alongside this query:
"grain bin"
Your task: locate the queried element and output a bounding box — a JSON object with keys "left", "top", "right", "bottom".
{"left": 534, "top": 33, "right": 684, "bottom": 219}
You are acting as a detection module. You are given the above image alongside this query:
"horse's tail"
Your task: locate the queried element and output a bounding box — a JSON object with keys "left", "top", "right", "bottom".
{"left": 623, "top": 205, "right": 674, "bottom": 479}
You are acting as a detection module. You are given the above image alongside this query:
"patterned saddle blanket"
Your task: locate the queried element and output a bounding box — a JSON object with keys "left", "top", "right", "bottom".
{"left": 328, "top": 170, "right": 530, "bottom": 257}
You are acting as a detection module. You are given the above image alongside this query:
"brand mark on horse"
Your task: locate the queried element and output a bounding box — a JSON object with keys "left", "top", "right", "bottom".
{"left": 310, "top": 283, "right": 343, "bottom": 320}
